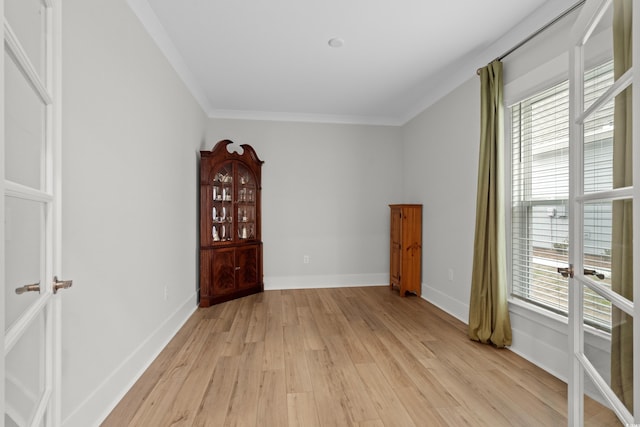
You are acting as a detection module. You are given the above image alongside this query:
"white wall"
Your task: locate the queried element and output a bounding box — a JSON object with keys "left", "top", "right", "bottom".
{"left": 402, "top": 77, "right": 481, "bottom": 322}
{"left": 206, "top": 119, "right": 403, "bottom": 289}
{"left": 60, "top": 0, "right": 206, "bottom": 425}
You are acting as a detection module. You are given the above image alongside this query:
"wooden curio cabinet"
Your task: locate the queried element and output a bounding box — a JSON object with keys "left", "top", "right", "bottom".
{"left": 389, "top": 204, "right": 422, "bottom": 297}
{"left": 199, "top": 140, "right": 264, "bottom": 306}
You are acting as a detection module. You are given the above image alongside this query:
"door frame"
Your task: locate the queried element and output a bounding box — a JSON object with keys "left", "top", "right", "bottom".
{"left": 1, "top": 0, "right": 6, "bottom": 422}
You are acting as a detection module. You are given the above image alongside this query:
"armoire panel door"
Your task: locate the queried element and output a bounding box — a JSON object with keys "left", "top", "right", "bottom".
{"left": 390, "top": 208, "right": 402, "bottom": 285}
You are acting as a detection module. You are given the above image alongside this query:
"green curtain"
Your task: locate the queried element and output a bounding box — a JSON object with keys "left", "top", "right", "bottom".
{"left": 468, "top": 60, "right": 512, "bottom": 348}
{"left": 611, "top": 0, "right": 633, "bottom": 412}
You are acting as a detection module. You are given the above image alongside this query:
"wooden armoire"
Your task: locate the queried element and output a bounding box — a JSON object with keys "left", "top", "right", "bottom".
{"left": 389, "top": 204, "right": 422, "bottom": 297}
{"left": 199, "top": 140, "right": 264, "bottom": 306}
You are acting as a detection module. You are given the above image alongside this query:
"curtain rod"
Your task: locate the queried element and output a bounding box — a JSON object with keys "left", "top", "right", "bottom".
{"left": 476, "top": 0, "right": 586, "bottom": 75}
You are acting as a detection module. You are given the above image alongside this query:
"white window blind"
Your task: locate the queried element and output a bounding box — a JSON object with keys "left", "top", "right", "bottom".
{"left": 511, "top": 61, "right": 614, "bottom": 331}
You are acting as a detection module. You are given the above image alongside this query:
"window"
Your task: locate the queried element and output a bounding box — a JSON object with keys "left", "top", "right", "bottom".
{"left": 510, "top": 61, "right": 614, "bottom": 331}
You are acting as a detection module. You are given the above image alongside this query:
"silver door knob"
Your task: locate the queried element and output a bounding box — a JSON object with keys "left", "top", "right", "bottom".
{"left": 53, "top": 276, "right": 73, "bottom": 294}
{"left": 15, "top": 283, "right": 40, "bottom": 295}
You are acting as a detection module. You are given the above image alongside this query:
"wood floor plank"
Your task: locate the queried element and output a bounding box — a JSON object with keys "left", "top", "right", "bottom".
{"left": 333, "top": 291, "right": 385, "bottom": 331}
{"left": 256, "top": 369, "right": 288, "bottom": 427}
{"left": 287, "top": 392, "right": 320, "bottom": 427}
{"left": 102, "top": 287, "right": 622, "bottom": 427}
{"left": 314, "top": 287, "right": 343, "bottom": 314}
{"left": 326, "top": 324, "right": 373, "bottom": 365}
{"left": 292, "top": 288, "right": 310, "bottom": 309}
{"left": 244, "top": 300, "right": 266, "bottom": 343}
{"left": 427, "top": 366, "right": 516, "bottom": 427}
{"left": 336, "top": 366, "right": 381, "bottom": 424}
{"left": 356, "top": 420, "right": 385, "bottom": 427}
{"left": 297, "top": 306, "right": 325, "bottom": 351}
{"left": 311, "top": 388, "right": 354, "bottom": 427}
{"left": 125, "top": 319, "right": 215, "bottom": 426}
{"left": 350, "top": 323, "right": 416, "bottom": 390}
{"left": 191, "top": 355, "right": 241, "bottom": 427}
{"left": 397, "top": 387, "right": 453, "bottom": 427}
{"left": 476, "top": 368, "right": 564, "bottom": 426}
{"left": 223, "top": 362, "right": 262, "bottom": 425}
{"left": 374, "top": 329, "right": 460, "bottom": 408}
{"left": 262, "top": 292, "right": 285, "bottom": 371}
{"left": 322, "top": 333, "right": 357, "bottom": 368}
{"left": 211, "top": 296, "right": 241, "bottom": 333}
{"left": 222, "top": 295, "right": 254, "bottom": 356}
{"left": 281, "top": 290, "right": 300, "bottom": 326}
{"left": 283, "top": 324, "right": 313, "bottom": 393}
{"left": 436, "top": 406, "right": 493, "bottom": 427}
{"left": 375, "top": 304, "right": 439, "bottom": 365}
{"left": 140, "top": 330, "right": 227, "bottom": 426}
{"left": 354, "top": 363, "right": 416, "bottom": 427}
{"left": 304, "top": 348, "right": 354, "bottom": 426}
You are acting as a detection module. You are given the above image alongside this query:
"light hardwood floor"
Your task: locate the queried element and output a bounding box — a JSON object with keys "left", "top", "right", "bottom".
{"left": 102, "top": 286, "right": 621, "bottom": 426}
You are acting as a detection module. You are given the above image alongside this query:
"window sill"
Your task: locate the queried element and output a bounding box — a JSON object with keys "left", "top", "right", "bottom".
{"left": 508, "top": 297, "right": 566, "bottom": 328}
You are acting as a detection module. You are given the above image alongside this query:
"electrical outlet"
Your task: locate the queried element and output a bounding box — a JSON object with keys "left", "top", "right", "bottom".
{"left": 303, "top": 255, "right": 310, "bottom": 264}
{"left": 163, "top": 285, "right": 168, "bottom": 300}
{"left": 448, "top": 269, "right": 454, "bottom": 281}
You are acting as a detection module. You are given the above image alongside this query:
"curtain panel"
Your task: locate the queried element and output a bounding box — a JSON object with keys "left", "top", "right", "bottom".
{"left": 468, "top": 60, "right": 512, "bottom": 348}
{"left": 611, "top": 0, "right": 633, "bottom": 411}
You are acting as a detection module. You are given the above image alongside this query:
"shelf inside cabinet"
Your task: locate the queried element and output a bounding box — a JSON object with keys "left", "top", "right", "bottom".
{"left": 238, "top": 187, "right": 255, "bottom": 203}
{"left": 211, "top": 223, "right": 234, "bottom": 242}
{"left": 212, "top": 186, "right": 233, "bottom": 202}
{"left": 237, "top": 205, "right": 255, "bottom": 223}
{"left": 237, "top": 222, "right": 255, "bottom": 240}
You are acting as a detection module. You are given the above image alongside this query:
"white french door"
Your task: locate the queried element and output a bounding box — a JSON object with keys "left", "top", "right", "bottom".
{"left": 567, "top": 0, "right": 638, "bottom": 425}
{"left": 2, "top": 0, "right": 66, "bottom": 426}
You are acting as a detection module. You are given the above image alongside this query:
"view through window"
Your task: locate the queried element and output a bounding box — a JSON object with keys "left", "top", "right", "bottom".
{"left": 510, "top": 61, "right": 614, "bottom": 331}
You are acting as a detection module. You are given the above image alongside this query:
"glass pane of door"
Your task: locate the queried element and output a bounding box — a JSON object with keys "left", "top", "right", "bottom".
{"left": 582, "top": 201, "right": 613, "bottom": 330}
{"left": 4, "top": 196, "right": 45, "bottom": 330}
{"left": 212, "top": 163, "right": 233, "bottom": 242}
{"left": 610, "top": 304, "right": 634, "bottom": 411}
{"left": 4, "top": 50, "right": 46, "bottom": 190}
{"left": 4, "top": 0, "right": 47, "bottom": 79}
{"left": 583, "top": 371, "right": 622, "bottom": 425}
{"left": 583, "top": 66, "right": 614, "bottom": 195}
{"left": 5, "top": 311, "right": 46, "bottom": 426}
{"left": 237, "top": 164, "right": 256, "bottom": 241}
{"left": 582, "top": 281, "right": 634, "bottom": 414}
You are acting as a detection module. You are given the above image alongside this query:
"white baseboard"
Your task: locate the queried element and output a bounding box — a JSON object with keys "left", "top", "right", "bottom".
{"left": 63, "top": 293, "right": 198, "bottom": 427}
{"left": 264, "top": 273, "right": 388, "bottom": 290}
{"left": 421, "top": 282, "right": 470, "bottom": 324}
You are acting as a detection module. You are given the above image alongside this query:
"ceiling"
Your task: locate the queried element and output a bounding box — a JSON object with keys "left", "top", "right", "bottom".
{"left": 129, "top": 0, "right": 571, "bottom": 125}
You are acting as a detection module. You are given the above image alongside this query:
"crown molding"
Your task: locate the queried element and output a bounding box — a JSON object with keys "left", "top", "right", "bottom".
{"left": 127, "top": 0, "right": 213, "bottom": 114}
{"left": 208, "top": 109, "right": 403, "bottom": 127}
{"left": 400, "top": 0, "right": 581, "bottom": 125}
